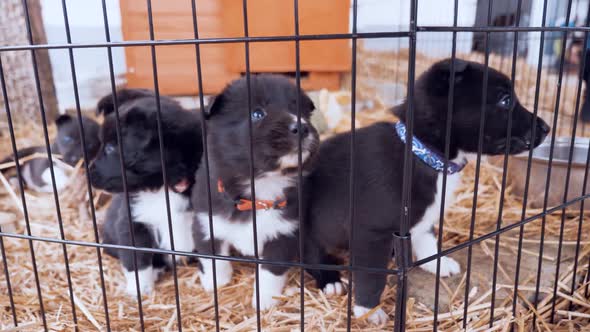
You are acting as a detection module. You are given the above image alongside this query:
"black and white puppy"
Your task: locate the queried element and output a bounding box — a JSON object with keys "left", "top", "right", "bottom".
{"left": 303, "top": 59, "right": 551, "bottom": 323}
{"left": 89, "top": 91, "right": 202, "bottom": 296}
{"left": 192, "top": 75, "right": 319, "bottom": 310}
{"left": 0, "top": 114, "right": 100, "bottom": 192}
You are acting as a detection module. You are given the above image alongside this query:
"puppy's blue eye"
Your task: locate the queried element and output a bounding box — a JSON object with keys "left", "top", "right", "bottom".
{"left": 252, "top": 108, "right": 266, "bottom": 121}
{"left": 498, "top": 94, "right": 512, "bottom": 108}
{"left": 62, "top": 136, "right": 73, "bottom": 144}
{"left": 104, "top": 144, "right": 116, "bottom": 155}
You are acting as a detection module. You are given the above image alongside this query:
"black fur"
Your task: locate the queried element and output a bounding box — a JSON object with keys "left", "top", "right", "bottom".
{"left": 90, "top": 90, "right": 203, "bottom": 295}
{"left": 303, "top": 59, "right": 551, "bottom": 315}
{"left": 96, "top": 88, "right": 157, "bottom": 117}
{"left": 101, "top": 193, "right": 168, "bottom": 271}
{"left": 191, "top": 74, "right": 319, "bottom": 308}
{"left": 89, "top": 92, "right": 201, "bottom": 193}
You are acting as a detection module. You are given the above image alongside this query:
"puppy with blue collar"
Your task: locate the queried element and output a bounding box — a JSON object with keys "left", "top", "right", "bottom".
{"left": 303, "top": 58, "right": 551, "bottom": 323}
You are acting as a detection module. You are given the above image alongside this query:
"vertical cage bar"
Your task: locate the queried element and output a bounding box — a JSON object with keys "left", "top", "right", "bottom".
{"left": 395, "top": 0, "right": 418, "bottom": 331}
{"left": 432, "top": 0, "right": 458, "bottom": 329}
{"left": 549, "top": 1, "right": 590, "bottom": 321}
{"left": 0, "top": 54, "right": 47, "bottom": 332}
{"left": 60, "top": 0, "right": 112, "bottom": 329}
{"left": 240, "top": 1, "right": 262, "bottom": 330}
{"left": 532, "top": 1, "right": 574, "bottom": 327}
{"left": 189, "top": 1, "right": 221, "bottom": 331}
{"left": 100, "top": 1, "right": 147, "bottom": 330}
{"left": 345, "top": 0, "right": 359, "bottom": 331}
{"left": 21, "top": 0, "right": 79, "bottom": 328}
{"left": 144, "top": 1, "right": 183, "bottom": 329}
{"left": 489, "top": 0, "right": 523, "bottom": 326}
{"left": 0, "top": 73, "right": 18, "bottom": 328}
{"left": 0, "top": 225, "right": 17, "bottom": 326}
{"left": 463, "top": 0, "right": 494, "bottom": 327}
{"left": 510, "top": 1, "right": 549, "bottom": 329}
{"left": 292, "top": 0, "right": 306, "bottom": 330}
{"left": 570, "top": 6, "right": 590, "bottom": 303}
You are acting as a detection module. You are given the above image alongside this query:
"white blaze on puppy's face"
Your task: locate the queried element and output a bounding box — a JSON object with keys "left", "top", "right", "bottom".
{"left": 278, "top": 114, "right": 313, "bottom": 169}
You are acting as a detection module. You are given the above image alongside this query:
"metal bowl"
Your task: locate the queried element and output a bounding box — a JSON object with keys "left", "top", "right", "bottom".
{"left": 508, "top": 137, "right": 590, "bottom": 210}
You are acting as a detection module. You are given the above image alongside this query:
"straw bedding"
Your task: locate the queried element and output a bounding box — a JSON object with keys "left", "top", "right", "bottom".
{"left": 1, "top": 51, "right": 590, "bottom": 331}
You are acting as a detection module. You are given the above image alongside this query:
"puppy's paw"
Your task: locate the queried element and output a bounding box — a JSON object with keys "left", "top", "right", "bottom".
{"left": 199, "top": 260, "right": 233, "bottom": 292}
{"left": 323, "top": 282, "right": 345, "bottom": 296}
{"left": 252, "top": 290, "right": 280, "bottom": 311}
{"left": 123, "top": 268, "right": 156, "bottom": 297}
{"left": 353, "top": 305, "right": 388, "bottom": 324}
{"left": 420, "top": 257, "right": 461, "bottom": 277}
{"left": 252, "top": 269, "right": 287, "bottom": 311}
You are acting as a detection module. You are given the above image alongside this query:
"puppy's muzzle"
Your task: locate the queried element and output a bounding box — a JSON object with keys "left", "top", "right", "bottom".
{"left": 289, "top": 122, "right": 310, "bottom": 137}
{"left": 524, "top": 119, "right": 551, "bottom": 149}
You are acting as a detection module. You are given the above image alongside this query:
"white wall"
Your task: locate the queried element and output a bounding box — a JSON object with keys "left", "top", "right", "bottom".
{"left": 41, "top": 0, "right": 125, "bottom": 111}
{"left": 356, "top": 0, "right": 478, "bottom": 57}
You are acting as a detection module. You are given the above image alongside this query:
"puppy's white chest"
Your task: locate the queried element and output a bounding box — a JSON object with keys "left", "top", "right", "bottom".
{"left": 412, "top": 171, "right": 462, "bottom": 234}
{"left": 199, "top": 172, "right": 297, "bottom": 256}
{"left": 198, "top": 210, "right": 296, "bottom": 256}
{"left": 132, "top": 188, "right": 194, "bottom": 254}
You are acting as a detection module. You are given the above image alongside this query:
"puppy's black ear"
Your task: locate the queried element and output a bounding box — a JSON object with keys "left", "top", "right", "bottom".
{"left": 96, "top": 93, "right": 116, "bottom": 116}
{"left": 300, "top": 92, "right": 316, "bottom": 117}
{"left": 431, "top": 58, "right": 469, "bottom": 96}
{"left": 55, "top": 114, "right": 72, "bottom": 127}
{"left": 204, "top": 94, "right": 224, "bottom": 119}
{"left": 96, "top": 89, "right": 155, "bottom": 116}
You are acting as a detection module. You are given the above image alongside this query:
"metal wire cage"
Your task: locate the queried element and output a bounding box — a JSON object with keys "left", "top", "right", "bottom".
{"left": 1, "top": 0, "right": 590, "bottom": 331}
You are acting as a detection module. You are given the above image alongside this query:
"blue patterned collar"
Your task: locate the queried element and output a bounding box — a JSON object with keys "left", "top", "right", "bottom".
{"left": 394, "top": 121, "right": 467, "bottom": 174}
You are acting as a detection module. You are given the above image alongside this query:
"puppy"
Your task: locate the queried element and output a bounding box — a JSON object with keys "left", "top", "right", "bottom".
{"left": 96, "top": 88, "right": 157, "bottom": 117}
{"left": 303, "top": 59, "right": 551, "bottom": 323}
{"left": 89, "top": 91, "right": 202, "bottom": 296}
{"left": 192, "top": 75, "right": 319, "bottom": 310}
{"left": 0, "top": 114, "right": 100, "bottom": 192}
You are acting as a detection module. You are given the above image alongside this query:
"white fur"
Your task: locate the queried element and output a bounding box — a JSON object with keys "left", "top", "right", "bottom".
{"left": 410, "top": 156, "right": 463, "bottom": 277}
{"left": 197, "top": 172, "right": 297, "bottom": 307}
{"left": 243, "top": 171, "right": 294, "bottom": 200}
{"left": 199, "top": 242, "right": 233, "bottom": 291}
{"left": 252, "top": 268, "right": 287, "bottom": 310}
{"left": 279, "top": 151, "right": 310, "bottom": 169}
{"left": 323, "top": 282, "right": 345, "bottom": 296}
{"left": 353, "top": 305, "right": 388, "bottom": 324}
{"left": 280, "top": 115, "right": 313, "bottom": 170}
{"left": 42, "top": 166, "right": 69, "bottom": 191}
{"left": 22, "top": 162, "right": 69, "bottom": 193}
{"left": 289, "top": 113, "right": 308, "bottom": 124}
{"left": 198, "top": 173, "right": 298, "bottom": 256}
{"left": 124, "top": 266, "right": 159, "bottom": 296}
{"left": 197, "top": 210, "right": 296, "bottom": 257}
{"left": 132, "top": 188, "right": 195, "bottom": 264}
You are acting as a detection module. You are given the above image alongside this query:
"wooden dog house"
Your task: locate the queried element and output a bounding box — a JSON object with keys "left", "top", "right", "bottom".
{"left": 119, "top": 0, "right": 350, "bottom": 95}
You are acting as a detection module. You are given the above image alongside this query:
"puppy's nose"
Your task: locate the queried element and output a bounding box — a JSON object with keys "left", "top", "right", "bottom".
{"left": 289, "top": 122, "right": 309, "bottom": 136}
{"left": 537, "top": 120, "right": 550, "bottom": 135}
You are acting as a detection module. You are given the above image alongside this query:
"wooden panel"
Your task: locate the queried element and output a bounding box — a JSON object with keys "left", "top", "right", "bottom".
{"left": 300, "top": 72, "right": 341, "bottom": 91}
{"left": 120, "top": 0, "right": 236, "bottom": 95}
{"left": 119, "top": 0, "right": 349, "bottom": 94}
{"left": 222, "top": 0, "right": 351, "bottom": 73}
